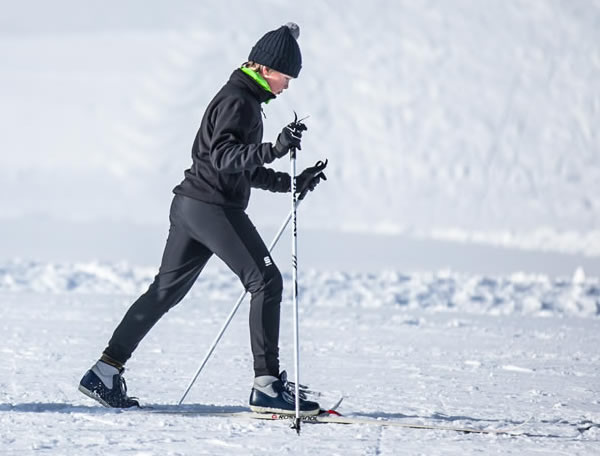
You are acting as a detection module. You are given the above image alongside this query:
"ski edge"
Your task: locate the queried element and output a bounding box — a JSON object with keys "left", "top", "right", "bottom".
{"left": 253, "top": 413, "right": 524, "bottom": 435}
{"left": 311, "top": 414, "right": 525, "bottom": 435}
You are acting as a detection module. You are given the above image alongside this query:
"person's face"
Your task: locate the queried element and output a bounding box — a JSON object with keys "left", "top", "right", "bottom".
{"left": 262, "top": 68, "right": 293, "bottom": 95}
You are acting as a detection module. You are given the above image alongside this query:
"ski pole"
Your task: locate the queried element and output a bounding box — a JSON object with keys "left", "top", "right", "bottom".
{"left": 290, "top": 141, "right": 301, "bottom": 434}
{"left": 178, "top": 201, "right": 301, "bottom": 405}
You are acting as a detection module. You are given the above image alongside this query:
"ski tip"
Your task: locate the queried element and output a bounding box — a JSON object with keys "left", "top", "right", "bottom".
{"left": 329, "top": 395, "right": 344, "bottom": 412}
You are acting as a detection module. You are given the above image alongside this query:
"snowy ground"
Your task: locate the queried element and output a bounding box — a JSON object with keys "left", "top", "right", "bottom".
{"left": 1, "top": 263, "right": 600, "bottom": 455}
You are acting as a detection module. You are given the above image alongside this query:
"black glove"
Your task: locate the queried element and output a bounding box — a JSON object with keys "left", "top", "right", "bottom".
{"left": 273, "top": 120, "right": 308, "bottom": 158}
{"left": 296, "top": 159, "right": 328, "bottom": 200}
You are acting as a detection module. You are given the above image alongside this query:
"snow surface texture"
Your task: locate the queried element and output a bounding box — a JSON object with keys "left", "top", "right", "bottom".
{"left": 0, "top": 0, "right": 599, "bottom": 259}
{"left": 1, "top": 263, "right": 599, "bottom": 454}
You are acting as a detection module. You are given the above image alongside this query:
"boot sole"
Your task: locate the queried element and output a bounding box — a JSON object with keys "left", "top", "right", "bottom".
{"left": 78, "top": 384, "right": 111, "bottom": 408}
{"left": 249, "top": 405, "right": 320, "bottom": 416}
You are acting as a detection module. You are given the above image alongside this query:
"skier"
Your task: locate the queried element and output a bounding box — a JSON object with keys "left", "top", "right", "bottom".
{"left": 79, "top": 22, "right": 327, "bottom": 415}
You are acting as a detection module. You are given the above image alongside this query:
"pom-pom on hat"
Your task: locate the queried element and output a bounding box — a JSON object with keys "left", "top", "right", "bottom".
{"left": 248, "top": 22, "right": 302, "bottom": 78}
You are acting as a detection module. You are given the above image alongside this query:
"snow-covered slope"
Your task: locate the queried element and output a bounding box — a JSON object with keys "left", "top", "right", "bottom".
{"left": 1, "top": 0, "right": 599, "bottom": 259}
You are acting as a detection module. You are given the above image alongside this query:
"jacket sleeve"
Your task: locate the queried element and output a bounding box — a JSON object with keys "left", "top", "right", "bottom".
{"left": 250, "top": 167, "right": 291, "bottom": 193}
{"left": 209, "top": 97, "right": 277, "bottom": 173}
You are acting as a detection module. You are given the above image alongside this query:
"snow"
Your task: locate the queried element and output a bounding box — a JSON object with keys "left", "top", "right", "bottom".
{"left": 1, "top": 267, "right": 600, "bottom": 454}
{"left": 1, "top": 0, "right": 600, "bottom": 258}
{"left": 1, "top": 262, "right": 600, "bottom": 454}
{"left": 1, "top": 0, "right": 600, "bottom": 454}
{"left": 1, "top": 260, "right": 599, "bottom": 318}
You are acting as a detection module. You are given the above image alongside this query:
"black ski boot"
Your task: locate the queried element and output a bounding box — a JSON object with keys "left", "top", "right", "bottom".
{"left": 78, "top": 360, "right": 139, "bottom": 408}
{"left": 249, "top": 371, "right": 320, "bottom": 416}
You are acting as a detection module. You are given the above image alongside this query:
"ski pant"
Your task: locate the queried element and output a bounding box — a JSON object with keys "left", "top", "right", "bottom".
{"left": 103, "top": 194, "right": 282, "bottom": 377}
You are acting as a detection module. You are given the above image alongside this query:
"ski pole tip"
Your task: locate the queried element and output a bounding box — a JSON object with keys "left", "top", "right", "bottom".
{"left": 291, "top": 418, "right": 301, "bottom": 435}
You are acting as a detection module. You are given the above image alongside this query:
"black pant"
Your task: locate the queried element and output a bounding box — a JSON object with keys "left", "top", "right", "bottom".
{"left": 104, "top": 194, "right": 282, "bottom": 377}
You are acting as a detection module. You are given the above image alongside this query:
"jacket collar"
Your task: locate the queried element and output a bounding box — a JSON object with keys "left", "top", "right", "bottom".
{"left": 229, "top": 68, "right": 276, "bottom": 104}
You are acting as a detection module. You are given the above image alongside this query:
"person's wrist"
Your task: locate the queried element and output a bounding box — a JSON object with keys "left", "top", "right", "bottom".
{"left": 273, "top": 137, "right": 288, "bottom": 158}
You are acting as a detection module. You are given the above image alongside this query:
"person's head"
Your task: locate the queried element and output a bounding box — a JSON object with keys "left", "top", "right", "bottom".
{"left": 242, "top": 62, "right": 293, "bottom": 95}
{"left": 247, "top": 22, "right": 302, "bottom": 94}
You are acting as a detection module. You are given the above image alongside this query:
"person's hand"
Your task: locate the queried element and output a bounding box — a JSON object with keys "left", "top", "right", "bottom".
{"left": 273, "top": 120, "right": 307, "bottom": 157}
{"left": 296, "top": 160, "right": 328, "bottom": 200}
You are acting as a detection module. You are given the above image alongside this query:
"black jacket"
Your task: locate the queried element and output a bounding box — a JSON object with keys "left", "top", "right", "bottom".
{"left": 173, "top": 69, "right": 291, "bottom": 209}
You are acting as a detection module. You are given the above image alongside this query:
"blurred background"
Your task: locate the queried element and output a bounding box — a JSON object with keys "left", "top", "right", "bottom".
{"left": 1, "top": 0, "right": 599, "bottom": 275}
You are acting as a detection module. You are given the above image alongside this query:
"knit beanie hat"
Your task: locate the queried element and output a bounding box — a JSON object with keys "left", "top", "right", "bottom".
{"left": 248, "top": 22, "right": 302, "bottom": 78}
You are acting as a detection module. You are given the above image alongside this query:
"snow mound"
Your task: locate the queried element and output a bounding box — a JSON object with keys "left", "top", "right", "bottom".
{"left": 299, "top": 269, "right": 600, "bottom": 318}
{"left": 1, "top": 260, "right": 597, "bottom": 318}
{"left": 0, "top": 260, "right": 155, "bottom": 295}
